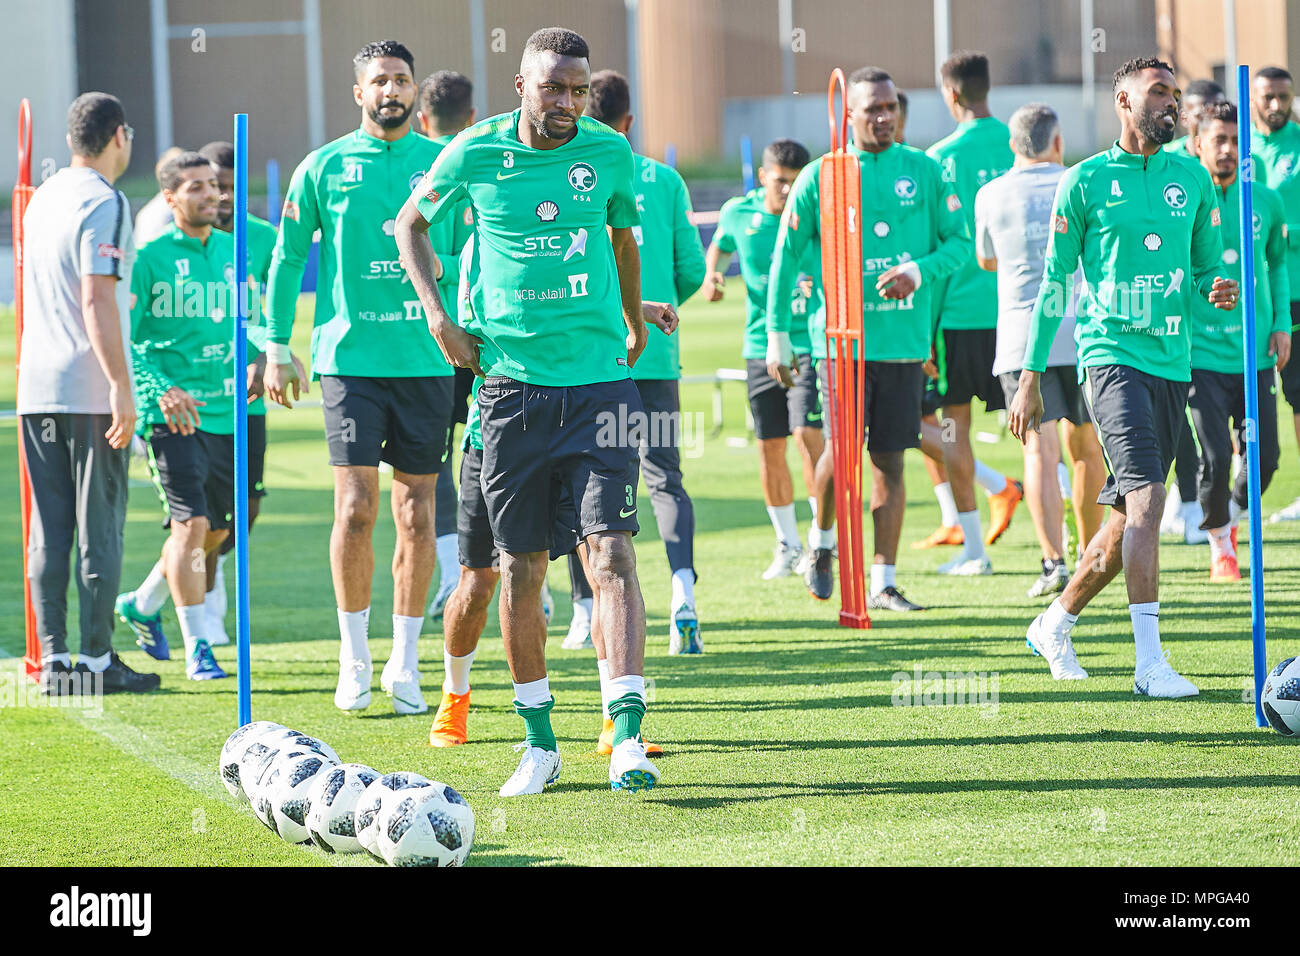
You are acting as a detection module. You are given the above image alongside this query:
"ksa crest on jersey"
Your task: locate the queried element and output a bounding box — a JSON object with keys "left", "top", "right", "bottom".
{"left": 1162, "top": 183, "right": 1188, "bottom": 210}
{"left": 568, "top": 162, "right": 597, "bottom": 192}
{"left": 409, "top": 172, "right": 426, "bottom": 191}
{"left": 894, "top": 176, "right": 918, "bottom": 200}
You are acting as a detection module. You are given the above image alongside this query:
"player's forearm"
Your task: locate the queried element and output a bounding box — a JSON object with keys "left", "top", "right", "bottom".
{"left": 765, "top": 248, "right": 800, "bottom": 336}
{"left": 1022, "top": 276, "right": 1069, "bottom": 372}
{"left": 674, "top": 237, "right": 707, "bottom": 304}
{"left": 82, "top": 290, "right": 132, "bottom": 390}
{"left": 916, "top": 227, "right": 973, "bottom": 287}
{"left": 1271, "top": 264, "right": 1291, "bottom": 336}
{"left": 265, "top": 255, "right": 306, "bottom": 350}
{"left": 130, "top": 342, "right": 175, "bottom": 407}
{"left": 612, "top": 227, "right": 645, "bottom": 335}
{"left": 397, "top": 203, "right": 453, "bottom": 333}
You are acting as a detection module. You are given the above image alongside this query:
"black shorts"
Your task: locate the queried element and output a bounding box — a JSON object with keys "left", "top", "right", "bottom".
{"left": 936, "top": 327, "right": 1005, "bottom": 410}
{"left": 248, "top": 413, "right": 268, "bottom": 498}
{"left": 1082, "top": 364, "right": 1189, "bottom": 508}
{"left": 320, "top": 375, "right": 453, "bottom": 474}
{"left": 146, "top": 426, "right": 235, "bottom": 530}
{"left": 457, "top": 445, "right": 581, "bottom": 569}
{"left": 999, "top": 366, "right": 1090, "bottom": 426}
{"left": 745, "top": 354, "right": 822, "bottom": 439}
{"left": 921, "top": 375, "right": 943, "bottom": 417}
{"left": 817, "top": 359, "right": 924, "bottom": 453}
{"left": 452, "top": 366, "right": 475, "bottom": 426}
{"left": 1281, "top": 301, "right": 1300, "bottom": 408}
{"left": 477, "top": 376, "right": 641, "bottom": 554}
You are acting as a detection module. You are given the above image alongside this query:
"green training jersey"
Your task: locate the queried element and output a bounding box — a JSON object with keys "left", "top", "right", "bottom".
{"left": 240, "top": 212, "right": 277, "bottom": 416}
{"left": 767, "top": 142, "right": 971, "bottom": 362}
{"left": 266, "top": 127, "right": 453, "bottom": 378}
{"left": 630, "top": 153, "right": 706, "bottom": 380}
{"left": 927, "top": 117, "right": 1013, "bottom": 330}
{"left": 1250, "top": 123, "right": 1300, "bottom": 301}
{"left": 414, "top": 110, "right": 640, "bottom": 387}
{"left": 1025, "top": 142, "right": 1225, "bottom": 382}
{"left": 714, "top": 188, "right": 815, "bottom": 358}
{"left": 427, "top": 133, "right": 478, "bottom": 323}
{"left": 130, "top": 224, "right": 241, "bottom": 435}
{"left": 1165, "top": 135, "right": 1195, "bottom": 159}
{"left": 1191, "top": 178, "right": 1290, "bottom": 373}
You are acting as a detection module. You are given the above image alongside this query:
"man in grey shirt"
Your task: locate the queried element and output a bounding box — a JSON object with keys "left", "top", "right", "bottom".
{"left": 974, "top": 103, "right": 1106, "bottom": 601}
{"left": 18, "top": 92, "right": 160, "bottom": 694}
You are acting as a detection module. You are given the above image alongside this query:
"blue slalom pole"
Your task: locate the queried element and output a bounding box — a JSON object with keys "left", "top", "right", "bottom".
{"left": 266, "top": 158, "right": 280, "bottom": 226}
{"left": 1236, "top": 65, "right": 1268, "bottom": 728}
{"left": 740, "top": 135, "right": 755, "bottom": 192}
{"left": 234, "top": 114, "right": 252, "bottom": 727}
{"left": 664, "top": 143, "right": 676, "bottom": 169}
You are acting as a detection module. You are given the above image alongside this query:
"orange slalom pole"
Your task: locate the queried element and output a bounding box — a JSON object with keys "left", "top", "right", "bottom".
{"left": 13, "top": 99, "right": 39, "bottom": 677}
{"left": 819, "top": 70, "right": 870, "bottom": 629}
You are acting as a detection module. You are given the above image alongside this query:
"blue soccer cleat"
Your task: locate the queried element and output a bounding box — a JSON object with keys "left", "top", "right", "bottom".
{"left": 115, "top": 592, "right": 170, "bottom": 661}
{"left": 186, "top": 639, "right": 228, "bottom": 681}
{"left": 669, "top": 603, "right": 703, "bottom": 655}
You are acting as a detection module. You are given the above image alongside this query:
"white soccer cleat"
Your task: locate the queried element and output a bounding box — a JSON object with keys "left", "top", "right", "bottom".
{"left": 761, "top": 543, "right": 803, "bottom": 580}
{"left": 1134, "top": 654, "right": 1199, "bottom": 698}
{"left": 561, "top": 610, "right": 593, "bottom": 649}
{"left": 1270, "top": 496, "right": 1300, "bottom": 523}
{"left": 609, "top": 737, "right": 660, "bottom": 793}
{"left": 937, "top": 555, "right": 993, "bottom": 576}
{"left": 1181, "top": 501, "right": 1209, "bottom": 545}
{"left": 1026, "top": 563, "right": 1070, "bottom": 598}
{"left": 499, "top": 743, "right": 562, "bottom": 797}
{"left": 1159, "top": 493, "right": 1184, "bottom": 537}
{"left": 668, "top": 603, "right": 702, "bottom": 655}
{"left": 1025, "top": 613, "right": 1088, "bottom": 680}
{"left": 380, "top": 659, "right": 428, "bottom": 714}
{"left": 335, "top": 658, "right": 372, "bottom": 711}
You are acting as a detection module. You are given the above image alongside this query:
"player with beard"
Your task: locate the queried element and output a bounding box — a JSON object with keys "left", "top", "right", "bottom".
{"left": 264, "top": 41, "right": 456, "bottom": 716}
{"left": 1249, "top": 67, "right": 1300, "bottom": 523}
{"left": 1008, "top": 57, "right": 1239, "bottom": 693}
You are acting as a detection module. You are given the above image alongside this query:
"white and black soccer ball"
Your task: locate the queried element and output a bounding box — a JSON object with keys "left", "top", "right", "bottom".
{"left": 242, "top": 741, "right": 325, "bottom": 830}
{"left": 255, "top": 728, "right": 341, "bottom": 766}
{"left": 262, "top": 751, "right": 339, "bottom": 843}
{"left": 305, "top": 763, "right": 382, "bottom": 854}
{"left": 1262, "top": 656, "right": 1300, "bottom": 737}
{"left": 355, "top": 772, "right": 434, "bottom": 862}
{"left": 218, "top": 721, "right": 285, "bottom": 800}
{"left": 376, "top": 781, "right": 476, "bottom": 867}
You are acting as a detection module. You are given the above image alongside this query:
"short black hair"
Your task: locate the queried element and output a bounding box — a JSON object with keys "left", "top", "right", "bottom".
{"left": 353, "top": 40, "right": 414, "bottom": 79}
{"left": 1113, "top": 56, "right": 1175, "bottom": 92}
{"left": 1184, "top": 78, "right": 1224, "bottom": 102}
{"left": 157, "top": 151, "right": 214, "bottom": 192}
{"left": 198, "top": 140, "right": 235, "bottom": 170}
{"left": 1256, "top": 66, "right": 1294, "bottom": 83}
{"left": 896, "top": 89, "right": 909, "bottom": 116}
{"left": 940, "top": 51, "right": 991, "bottom": 103}
{"left": 418, "top": 71, "right": 474, "bottom": 130}
{"left": 66, "top": 92, "right": 126, "bottom": 158}
{"left": 1200, "top": 101, "right": 1238, "bottom": 127}
{"left": 522, "top": 27, "right": 590, "bottom": 66}
{"left": 586, "top": 70, "right": 630, "bottom": 126}
{"left": 848, "top": 66, "right": 892, "bottom": 87}
{"left": 763, "top": 139, "right": 809, "bottom": 171}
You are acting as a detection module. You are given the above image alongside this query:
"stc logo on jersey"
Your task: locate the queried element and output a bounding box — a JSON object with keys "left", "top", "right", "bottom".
{"left": 518, "top": 227, "right": 587, "bottom": 262}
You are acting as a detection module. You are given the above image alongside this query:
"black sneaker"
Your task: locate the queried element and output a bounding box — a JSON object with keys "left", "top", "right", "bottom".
{"left": 805, "top": 548, "right": 835, "bottom": 601}
{"left": 73, "top": 653, "right": 161, "bottom": 694}
{"left": 39, "top": 660, "right": 77, "bottom": 697}
{"left": 868, "top": 586, "right": 926, "bottom": 612}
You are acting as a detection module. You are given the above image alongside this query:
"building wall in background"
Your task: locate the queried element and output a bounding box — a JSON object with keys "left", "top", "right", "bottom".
{"left": 2, "top": 0, "right": 78, "bottom": 188}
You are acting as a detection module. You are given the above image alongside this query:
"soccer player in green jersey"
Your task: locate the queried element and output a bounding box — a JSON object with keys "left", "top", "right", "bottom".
{"left": 263, "top": 41, "right": 457, "bottom": 716}
{"left": 1249, "top": 67, "right": 1300, "bottom": 522}
{"left": 395, "top": 28, "right": 676, "bottom": 795}
{"left": 126, "top": 152, "right": 252, "bottom": 681}
{"left": 1166, "top": 78, "right": 1226, "bottom": 160}
{"left": 704, "top": 139, "right": 826, "bottom": 582}
{"left": 927, "top": 51, "right": 1022, "bottom": 576}
{"left": 1188, "top": 103, "right": 1290, "bottom": 580}
{"left": 1008, "top": 57, "right": 1240, "bottom": 694}
{"left": 766, "top": 66, "right": 971, "bottom": 611}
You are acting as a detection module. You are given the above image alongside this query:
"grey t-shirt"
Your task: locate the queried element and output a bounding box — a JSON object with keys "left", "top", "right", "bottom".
{"left": 133, "top": 191, "right": 174, "bottom": 247}
{"left": 974, "top": 162, "right": 1079, "bottom": 375}
{"left": 17, "top": 167, "right": 135, "bottom": 415}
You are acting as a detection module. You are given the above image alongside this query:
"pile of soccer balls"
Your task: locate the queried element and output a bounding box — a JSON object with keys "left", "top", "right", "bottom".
{"left": 218, "top": 720, "right": 475, "bottom": 866}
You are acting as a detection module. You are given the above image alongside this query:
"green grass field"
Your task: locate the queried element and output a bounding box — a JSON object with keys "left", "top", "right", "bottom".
{"left": 2, "top": 294, "right": 1299, "bottom": 867}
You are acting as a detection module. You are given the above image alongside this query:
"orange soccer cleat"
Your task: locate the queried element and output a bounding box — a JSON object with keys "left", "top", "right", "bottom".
{"left": 985, "top": 479, "right": 1024, "bottom": 545}
{"left": 596, "top": 717, "right": 663, "bottom": 756}
{"left": 428, "top": 689, "right": 470, "bottom": 747}
{"left": 912, "top": 524, "right": 964, "bottom": 549}
{"left": 1210, "top": 553, "right": 1242, "bottom": 582}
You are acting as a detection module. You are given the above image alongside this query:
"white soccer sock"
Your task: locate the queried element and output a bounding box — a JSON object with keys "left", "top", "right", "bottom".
{"left": 1057, "top": 461, "right": 1073, "bottom": 500}
{"left": 79, "top": 652, "right": 111, "bottom": 673}
{"left": 513, "top": 676, "right": 551, "bottom": 709}
{"left": 337, "top": 607, "right": 370, "bottom": 664}
{"left": 596, "top": 658, "right": 612, "bottom": 719}
{"left": 443, "top": 648, "right": 475, "bottom": 696}
{"left": 43, "top": 652, "right": 72, "bottom": 668}
{"left": 670, "top": 568, "right": 695, "bottom": 611}
{"left": 1180, "top": 499, "right": 1202, "bottom": 523}
{"left": 1042, "top": 598, "right": 1078, "bottom": 635}
{"left": 975, "top": 460, "right": 1006, "bottom": 495}
{"left": 390, "top": 614, "right": 423, "bottom": 672}
{"left": 869, "top": 563, "right": 896, "bottom": 596}
{"left": 435, "top": 533, "right": 459, "bottom": 589}
{"left": 767, "top": 503, "right": 800, "bottom": 548}
{"left": 176, "top": 603, "right": 207, "bottom": 660}
{"left": 933, "top": 481, "right": 960, "bottom": 527}
{"left": 809, "top": 523, "right": 836, "bottom": 551}
{"left": 1228, "top": 499, "right": 1244, "bottom": 526}
{"left": 1131, "top": 602, "right": 1162, "bottom": 672}
{"left": 570, "top": 596, "right": 593, "bottom": 630}
{"left": 606, "top": 673, "right": 645, "bottom": 710}
{"left": 808, "top": 496, "right": 818, "bottom": 522}
{"left": 208, "top": 553, "right": 228, "bottom": 621}
{"left": 957, "top": 510, "right": 986, "bottom": 560}
{"left": 203, "top": 587, "right": 224, "bottom": 623}
{"left": 135, "top": 562, "right": 170, "bottom": 616}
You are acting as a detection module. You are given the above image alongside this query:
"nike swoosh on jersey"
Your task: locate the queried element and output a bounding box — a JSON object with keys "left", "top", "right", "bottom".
{"left": 496, "top": 170, "right": 526, "bottom": 181}
{"left": 1105, "top": 199, "right": 1127, "bottom": 208}
{"left": 619, "top": 507, "right": 637, "bottom": 518}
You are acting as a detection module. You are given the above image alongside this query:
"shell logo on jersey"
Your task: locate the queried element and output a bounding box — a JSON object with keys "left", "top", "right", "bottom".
{"left": 1223, "top": 248, "right": 1240, "bottom": 265}
{"left": 281, "top": 199, "right": 299, "bottom": 222}
{"left": 536, "top": 201, "right": 559, "bottom": 223}
{"left": 381, "top": 218, "right": 396, "bottom": 236}
{"left": 1163, "top": 183, "right": 1188, "bottom": 210}
{"left": 568, "top": 162, "right": 597, "bottom": 192}
{"left": 946, "top": 194, "right": 962, "bottom": 212}
{"left": 1052, "top": 214, "right": 1068, "bottom": 234}
{"left": 894, "top": 176, "right": 918, "bottom": 200}
{"left": 1143, "top": 233, "right": 1162, "bottom": 251}
{"left": 873, "top": 220, "right": 890, "bottom": 238}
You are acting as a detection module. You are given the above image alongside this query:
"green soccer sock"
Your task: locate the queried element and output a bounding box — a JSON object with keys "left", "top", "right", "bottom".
{"left": 609, "top": 691, "right": 646, "bottom": 747}
{"left": 514, "top": 696, "right": 557, "bottom": 752}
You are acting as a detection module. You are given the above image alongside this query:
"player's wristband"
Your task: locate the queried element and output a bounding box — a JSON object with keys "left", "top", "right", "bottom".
{"left": 265, "top": 342, "right": 292, "bottom": 366}
{"left": 897, "top": 261, "right": 922, "bottom": 289}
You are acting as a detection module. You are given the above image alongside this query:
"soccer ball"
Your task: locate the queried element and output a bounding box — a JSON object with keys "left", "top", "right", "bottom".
{"left": 375, "top": 781, "right": 475, "bottom": 867}
{"left": 262, "top": 751, "right": 339, "bottom": 843}
{"left": 218, "top": 721, "right": 285, "bottom": 800}
{"left": 255, "top": 728, "right": 341, "bottom": 766}
{"left": 305, "top": 763, "right": 382, "bottom": 854}
{"left": 244, "top": 743, "right": 319, "bottom": 832}
{"left": 1262, "top": 656, "right": 1300, "bottom": 736}
{"left": 355, "top": 772, "right": 434, "bottom": 861}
